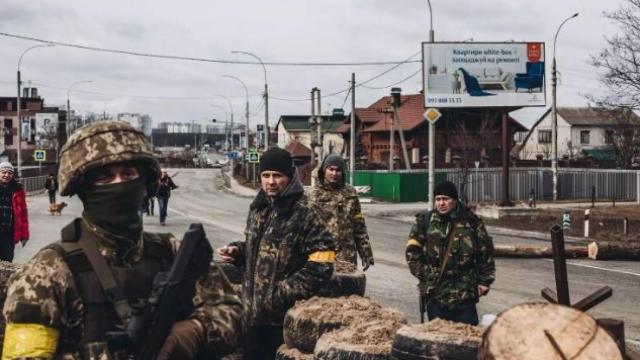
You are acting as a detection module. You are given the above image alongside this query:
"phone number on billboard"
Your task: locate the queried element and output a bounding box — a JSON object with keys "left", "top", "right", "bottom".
{"left": 426, "top": 97, "right": 463, "bottom": 104}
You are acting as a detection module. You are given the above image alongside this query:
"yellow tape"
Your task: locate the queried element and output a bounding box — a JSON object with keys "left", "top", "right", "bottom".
{"left": 406, "top": 239, "right": 421, "bottom": 247}
{"left": 308, "top": 250, "right": 336, "bottom": 263}
{"left": 354, "top": 213, "right": 365, "bottom": 219}
{"left": 2, "top": 323, "right": 59, "bottom": 359}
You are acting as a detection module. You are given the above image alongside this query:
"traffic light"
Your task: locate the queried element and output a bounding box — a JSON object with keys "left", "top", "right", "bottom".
{"left": 212, "top": 118, "right": 217, "bottom": 122}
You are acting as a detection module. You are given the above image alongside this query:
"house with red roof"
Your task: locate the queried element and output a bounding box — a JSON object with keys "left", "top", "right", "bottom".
{"left": 336, "top": 93, "right": 528, "bottom": 168}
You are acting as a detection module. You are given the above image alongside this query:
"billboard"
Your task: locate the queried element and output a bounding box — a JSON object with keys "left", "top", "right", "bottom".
{"left": 422, "top": 42, "right": 546, "bottom": 108}
{"left": 35, "top": 112, "right": 58, "bottom": 148}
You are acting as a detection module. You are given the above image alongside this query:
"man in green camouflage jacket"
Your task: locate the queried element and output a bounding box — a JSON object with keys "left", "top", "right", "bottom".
{"left": 405, "top": 181, "right": 495, "bottom": 325}
{"left": 2, "top": 121, "right": 243, "bottom": 360}
{"left": 218, "top": 148, "right": 335, "bottom": 360}
{"left": 307, "top": 154, "right": 374, "bottom": 271}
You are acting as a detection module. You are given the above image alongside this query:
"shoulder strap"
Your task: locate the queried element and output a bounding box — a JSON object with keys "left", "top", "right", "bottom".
{"left": 433, "top": 220, "right": 458, "bottom": 291}
{"left": 58, "top": 219, "right": 131, "bottom": 325}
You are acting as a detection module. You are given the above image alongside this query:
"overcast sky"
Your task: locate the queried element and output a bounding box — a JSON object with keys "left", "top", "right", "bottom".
{"left": 0, "top": 0, "right": 625, "bottom": 129}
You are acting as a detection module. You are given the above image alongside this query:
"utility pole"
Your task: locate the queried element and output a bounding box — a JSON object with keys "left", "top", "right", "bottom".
{"left": 427, "top": 0, "right": 436, "bottom": 209}
{"left": 391, "top": 87, "right": 411, "bottom": 170}
{"left": 310, "top": 89, "right": 317, "bottom": 186}
{"left": 16, "top": 70, "right": 21, "bottom": 176}
{"left": 264, "top": 83, "right": 269, "bottom": 149}
{"left": 316, "top": 88, "right": 323, "bottom": 162}
{"left": 349, "top": 73, "right": 356, "bottom": 185}
{"left": 389, "top": 110, "right": 395, "bottom": 171}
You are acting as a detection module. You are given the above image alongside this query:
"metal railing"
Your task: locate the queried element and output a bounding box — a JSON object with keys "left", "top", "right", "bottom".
{"left": 21, "top": 175, "right": 48, "bottom": 193}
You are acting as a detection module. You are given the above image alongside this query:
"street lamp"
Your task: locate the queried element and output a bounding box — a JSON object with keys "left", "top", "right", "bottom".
{"left": 16, "top": 43, "right": 54, "bottom": 177}
{"left": 212, "top": 94, "right": 235, "bottom": 149}
{"left": 551, "top": 12, "right": 579, "bottom": 201}
{"left": 67, "top": 80, "right": 94, "bottom": 135}
{"left": 232, "top": 50, "right": 269, "bottom": 150}
{"left": 426, "top": 0, "right": 434, "bottom": 42}
{"left": 222, "top": 75, "right": 249, "bottom": 153}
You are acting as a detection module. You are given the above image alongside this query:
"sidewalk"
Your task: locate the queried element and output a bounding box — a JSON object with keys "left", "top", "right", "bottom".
{"left": 221, "top": 166, "right": 257, "bottom": 198}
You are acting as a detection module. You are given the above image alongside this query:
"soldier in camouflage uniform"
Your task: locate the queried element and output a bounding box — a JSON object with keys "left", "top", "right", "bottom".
{"left": 218, "top": 148, "right": 335, "bottom": 360}
{"left": 2, "top": 121, "right": 243, "bottom": 360}
{"left": 405, "top": 181, "right": 494, "bottom": 325}
{"left": 307, "top": 154, "right": 374, "bottom": 271}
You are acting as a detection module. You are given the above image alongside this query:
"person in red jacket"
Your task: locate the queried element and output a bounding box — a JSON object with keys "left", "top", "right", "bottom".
{"left": 0, "top": 162, "right": 28, "bottom": 261}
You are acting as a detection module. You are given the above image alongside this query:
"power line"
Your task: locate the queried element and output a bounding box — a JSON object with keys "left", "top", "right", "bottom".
{"left": 358, "top": 68, "right": 422, "bottom": 90}
{"left": 0, "top": 31, "right": 421, "bottom": 67}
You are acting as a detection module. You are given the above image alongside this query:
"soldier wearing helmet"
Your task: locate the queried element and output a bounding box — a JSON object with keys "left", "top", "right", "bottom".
{"left": 2, "top": 122, "right": 243, "bottom": 360}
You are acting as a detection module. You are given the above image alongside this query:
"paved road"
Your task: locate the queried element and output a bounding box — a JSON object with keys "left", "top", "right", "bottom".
{"left": 17, "top": 167, "right": 640, "bottom": 344}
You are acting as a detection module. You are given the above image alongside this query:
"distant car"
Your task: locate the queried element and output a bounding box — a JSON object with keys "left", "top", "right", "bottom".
{"left": 210, "top": 160, "right": 223, "bottom": 169}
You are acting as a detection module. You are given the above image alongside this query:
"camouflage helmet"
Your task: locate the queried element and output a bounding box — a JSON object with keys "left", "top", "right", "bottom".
{"left": 58, "top": 121, "right": 160, "bottom": 196}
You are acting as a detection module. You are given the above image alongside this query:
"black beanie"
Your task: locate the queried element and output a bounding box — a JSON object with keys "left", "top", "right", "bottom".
{"left": 260, "top": 148, "right": 294, "bottom": 177}
{"left": 322, "top": 154, "right": 345, "bottom": 172}
{"left": 434, "top": 181, "right": 458, "bottom": 200}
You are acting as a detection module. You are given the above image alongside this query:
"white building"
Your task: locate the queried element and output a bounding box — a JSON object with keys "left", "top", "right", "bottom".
{"left": 518, "top": 107, "right": 640, "bottom": 160}
{"left": 275, "top": 115, "right": 345, "bottom": 156}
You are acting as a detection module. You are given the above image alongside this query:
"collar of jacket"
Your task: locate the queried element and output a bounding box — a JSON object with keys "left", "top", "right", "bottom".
{"left": 251, "top": 171, "right": 304, "bottom": 216}
{"left": 79, "top": 216, "right": 144, "bottom": 262}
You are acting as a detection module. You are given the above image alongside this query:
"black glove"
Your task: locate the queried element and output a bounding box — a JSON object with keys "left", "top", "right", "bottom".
{"left": 157, "top": 319, "right": 205, "bottom": 360}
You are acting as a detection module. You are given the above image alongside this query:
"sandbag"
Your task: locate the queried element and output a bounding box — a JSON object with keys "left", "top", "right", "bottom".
{"left": 275, "top": 344, "right": 313, "bottom": 360}
{"left": 283, "top": 296, "right": 406, "bottom": 354}
{"left": 391, "top": 319, "right": 483, "bottom": 360}
{"left": 314, "top": 318, "right": 406, "bottom": 360}
{"left": 478, "top": 302, "right": 622, "bottom": 360}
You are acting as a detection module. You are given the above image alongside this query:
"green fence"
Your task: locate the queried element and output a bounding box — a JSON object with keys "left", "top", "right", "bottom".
{"left": 347, "top": 170, "right": 447, "bottom": 202}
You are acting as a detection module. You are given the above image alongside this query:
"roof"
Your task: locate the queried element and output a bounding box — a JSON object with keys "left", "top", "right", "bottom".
{"left": 277, "top": 115, "right": 345, "bottom": 132}
{"left": 285, "top": 141, "right": 312, "bottom": 157}
{"left": 557, "top": 107, "right": 640, "bottom": 126}
{"left": 363, "top": 94, "right": 427, "bottom": 133}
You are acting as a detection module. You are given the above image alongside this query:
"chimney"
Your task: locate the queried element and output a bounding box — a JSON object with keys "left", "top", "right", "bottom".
{"left": 22, "top": 87, "right": 30, "bottom": 98}
{"left": 31, "top": 88, "right": 38, "bottom": 98}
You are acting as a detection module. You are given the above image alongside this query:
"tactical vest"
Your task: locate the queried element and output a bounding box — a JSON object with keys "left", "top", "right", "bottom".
{"left": 47, "top": 218, "right": 174, "bottom": 354}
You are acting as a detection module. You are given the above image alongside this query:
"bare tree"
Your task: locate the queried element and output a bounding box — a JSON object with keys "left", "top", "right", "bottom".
{"left": 598, "top": 108, "right": 640, "bottom": 167}
{"left": 588, "top": 0, "right": 640, "bottom": 109}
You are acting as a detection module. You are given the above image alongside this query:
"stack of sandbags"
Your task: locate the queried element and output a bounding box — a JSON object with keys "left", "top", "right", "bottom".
{"left": 391, "top": 319, "right": 483, "bottom": 360}
{"left": 478, "top": 302, "right": 623, "bottom": 360}
{"left": 278, "top": 295, "right": 406, "bottom": 359}
{"left": 318, "top": 261, "right": 367, "bottom": 297}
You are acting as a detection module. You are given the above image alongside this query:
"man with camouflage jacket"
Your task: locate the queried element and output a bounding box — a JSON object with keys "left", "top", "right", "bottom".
{"left": 405, "top": 181, "right": 495, "bottom": 325}
{"left": 218, "top": 148, "right": 335, "bottom": 360}
{"left": 307, "top": 154, "right": 374, "bottom": 271}
{"left": 2, "top": 122, "right": 243, "bottom": 360}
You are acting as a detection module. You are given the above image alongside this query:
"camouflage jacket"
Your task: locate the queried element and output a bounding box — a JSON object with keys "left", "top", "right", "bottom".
{"left": 307, "top": 182, "right": 374, "bottom": 267}
{"left": 3, "top": 218, "right": 243, "bottom": 359}
{"left": 405, "top": 203, "right": 495, "bottom": 309}
{"left": 230, "top": 173, "right": 335, "bottom": 327}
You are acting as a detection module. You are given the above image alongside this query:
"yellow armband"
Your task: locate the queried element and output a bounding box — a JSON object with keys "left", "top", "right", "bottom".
{"left": 308, "top": 250, "right": 336, "bottom": 263}
{"left": 406, "top": 238, "right": 421, "bottom": 248}
{"left": 2, "top": 323, "right": 59, "bottom": 359}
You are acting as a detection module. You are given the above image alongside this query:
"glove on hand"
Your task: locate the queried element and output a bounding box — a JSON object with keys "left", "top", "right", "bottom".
{"left": 157, "top": 319, "right": 205, "bottom": 360}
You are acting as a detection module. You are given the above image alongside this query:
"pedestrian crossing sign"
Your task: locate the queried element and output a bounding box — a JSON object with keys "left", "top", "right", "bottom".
{"left": 34, "top": 150, "right": 46, "bottom": 162}
{"left": 249, "top": 153, "right": 260, "bottom": 163}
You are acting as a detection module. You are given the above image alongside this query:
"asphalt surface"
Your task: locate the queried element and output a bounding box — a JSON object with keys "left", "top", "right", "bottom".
{"left": 17, "top": 165, "right": 640, "bottom": 345}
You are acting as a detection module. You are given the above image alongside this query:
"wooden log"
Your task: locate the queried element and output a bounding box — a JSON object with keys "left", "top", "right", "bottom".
{"left": 478, "top": 302, "right": 623, "bottom": 360}
{"left": 588, "top": 241, "right": 640, "bottom": 260}
{"left": 493, "top": 244, "right": 587, "bottom": 258}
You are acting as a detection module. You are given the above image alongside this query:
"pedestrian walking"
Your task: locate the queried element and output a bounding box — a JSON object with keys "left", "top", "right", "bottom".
{"left": 2, "top": 122, "right": 243, "bottom": 359}
{"left": 307, "top": 154, "right": 374, "bottom": 271}
{"left": 217, "top": 148, "right": 335, "bottom": 360}
{"left": 45, "top": 172, "right": 58, "bottom": 204}
{"left": 156, "top": 170, "right": 177, "bottom": 225}
{"left": 405, "top": 181, "right": 495, "bottom": 325}
{"left": 0, "top": 162, "right": 28, "bottom": 262}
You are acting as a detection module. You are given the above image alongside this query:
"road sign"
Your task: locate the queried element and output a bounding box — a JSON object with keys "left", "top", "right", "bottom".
{"left": 33, "top": 150, "right": 46, "bottom": 162}
{"left": 257, "top": 124, "right": 264, "bottom": 131}
{"left": 248, "top": 152, "right": 260, "bottom": 163}
{"left": 423, "top": 108, "right": 442, "bottom": 124}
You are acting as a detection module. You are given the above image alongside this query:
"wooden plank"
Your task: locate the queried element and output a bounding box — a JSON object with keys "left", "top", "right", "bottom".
{"left": 540, "top": 287, "right": 557, "bottom": 304}
{"left": 550, "top": 225, "right": 570, "bottom": 306}
{"left": 572, "top": 286, "right": 613, "bottom": 312}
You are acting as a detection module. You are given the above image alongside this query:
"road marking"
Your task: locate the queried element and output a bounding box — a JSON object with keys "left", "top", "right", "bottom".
{"left": 544, "top": 259, "right": 640, "bottom": 277}
{"left": 168, "top": 207, "right": 245, "bottom": 235}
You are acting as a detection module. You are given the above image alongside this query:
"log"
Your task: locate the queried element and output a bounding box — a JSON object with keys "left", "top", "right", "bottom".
{"left": 391, "top": 319, "right": 483, "bottom": 360}
{"left": 588, "top": 241, "right": 640, "bottom": 260}
{"left": 493, "top": 244, "right": 588, "bottom": 258}
{"left": 478, "top": 302, "right": 622, "bottom": 360}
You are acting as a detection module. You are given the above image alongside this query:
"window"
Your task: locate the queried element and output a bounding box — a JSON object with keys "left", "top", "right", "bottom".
{"left": 538, "top": 130, "right": 551, "bottom": 144}
{"left": 605, "top": 130, "right": 614, "bottom": 145}
{"left": 3, "top": 119, "right": 12, "bottom": 146}
{"left": 580, "top": 130, "right": 590, "bottom": 145}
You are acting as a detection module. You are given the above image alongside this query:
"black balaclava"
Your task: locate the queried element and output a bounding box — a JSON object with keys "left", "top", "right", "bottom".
{"left": 81, "top": 177, "right": 146, "bottom": 245}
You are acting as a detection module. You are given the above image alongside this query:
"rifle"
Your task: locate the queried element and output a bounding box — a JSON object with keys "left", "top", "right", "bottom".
{"left": 419, "top": 293, "right": 426, "bottom": 323}
{"left": 108, "top": 223, "right": 213, "bottom": 359}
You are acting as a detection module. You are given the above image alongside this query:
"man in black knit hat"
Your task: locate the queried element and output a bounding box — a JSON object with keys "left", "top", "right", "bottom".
{"left": 405, "top": 181, "right": 495, "bottom": 325}
{"left": 218, "top": 148, "right": 335, "bottom": 359}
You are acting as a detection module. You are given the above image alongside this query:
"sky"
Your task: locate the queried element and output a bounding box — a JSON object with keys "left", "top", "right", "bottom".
{"left": 0, "top": 0, "right": 626, "bottom": 130}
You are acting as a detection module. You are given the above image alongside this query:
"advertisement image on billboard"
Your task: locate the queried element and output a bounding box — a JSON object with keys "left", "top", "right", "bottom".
{"left": 422, "top": 42, "right": 546, "bottom": 108}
